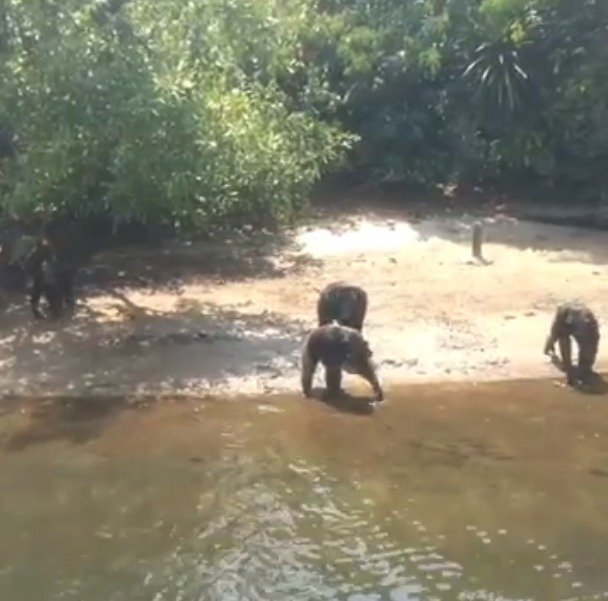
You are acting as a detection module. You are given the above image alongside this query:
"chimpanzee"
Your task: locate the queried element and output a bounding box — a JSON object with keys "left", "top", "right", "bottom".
{"left": 544, "top": 302, "right": 600, "bottom": 386}
{"left": 317, "top": 282, "right": 368, "bottom": 331}
{"left": 301, "top": 322, "right": 383, "bottom": 402}
{"left": 24, "top": 238, "right": 75, "bottom": 320}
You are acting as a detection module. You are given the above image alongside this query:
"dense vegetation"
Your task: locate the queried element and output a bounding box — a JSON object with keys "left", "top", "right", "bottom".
{"left": 0, "top": 0, "right": 606, "bottom": 230}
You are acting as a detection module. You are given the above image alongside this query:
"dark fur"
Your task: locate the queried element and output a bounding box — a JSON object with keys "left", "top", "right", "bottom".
{"left": 301, "top": 323, "right": 383, "bottom": 402}
{"left": 24, "top": 239, "right": 75, "bottom": 320}
{"left": 317, "top": 282, "right": 368, "bottom": 331}
{"left": 544, "top": 302, "right": 600, "bottom": 386}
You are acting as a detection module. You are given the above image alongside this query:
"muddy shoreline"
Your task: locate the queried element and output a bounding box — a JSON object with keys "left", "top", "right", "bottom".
{"left": 0, "top": 195, "right": 607, "bottom": 400}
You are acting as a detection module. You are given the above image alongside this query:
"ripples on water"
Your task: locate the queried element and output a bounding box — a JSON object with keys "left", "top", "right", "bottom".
{"left": 140, "top": 456, "right": 608, "bottom": 601}
{"left": 0, "top": 382, "right": 608, "bottom": 601}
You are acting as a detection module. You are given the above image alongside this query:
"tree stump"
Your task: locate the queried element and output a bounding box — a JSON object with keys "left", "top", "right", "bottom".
{"left": 471, "top": 222, "right": 483, "bottom": 259}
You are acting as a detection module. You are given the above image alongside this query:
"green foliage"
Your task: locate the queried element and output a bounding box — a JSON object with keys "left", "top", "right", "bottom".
{"left": 310, "top": 0, "right": 608, "bottom": 194}
{"left": 463, "top": 40, "right": 530, "bottom": 113}
{"left": 0, "top": 0, "right": 607, "bottom": 227}
{"left": 0, "top": 0, "right": 353, "bottom": 228}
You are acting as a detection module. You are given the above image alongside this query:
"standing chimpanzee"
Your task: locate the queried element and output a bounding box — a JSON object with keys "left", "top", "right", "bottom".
{"left": 317, "top": 282, "right": 368, "bottom": 331}
{"left": 544, "top": 302, "right": 600, "bottom": 387}
{"left": 23, "top": 238, "right": 75, "bottom": 320}
{"left": 301, "top": 322, "right": 383, "bottom": 402}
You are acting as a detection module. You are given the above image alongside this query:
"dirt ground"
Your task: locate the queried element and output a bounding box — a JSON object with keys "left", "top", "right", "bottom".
{"left": 0, "top": 193, "right": 607, "bottom": 399}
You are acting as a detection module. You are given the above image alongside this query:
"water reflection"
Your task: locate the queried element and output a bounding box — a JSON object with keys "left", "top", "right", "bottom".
{"left": 0, "top": 379, "right": 607, "bottom": 600}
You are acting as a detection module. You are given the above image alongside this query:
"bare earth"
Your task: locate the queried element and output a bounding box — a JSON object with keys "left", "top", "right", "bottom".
{"left": 1, "top": 196, "right": 607, "bottom": 399}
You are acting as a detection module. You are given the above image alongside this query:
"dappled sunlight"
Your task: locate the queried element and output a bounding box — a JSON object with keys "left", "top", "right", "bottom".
{"left": 0, "top": 289, "right": 308, "bottom": 398}
{"left": 0, "top": 196, "right": 607, "bottom": 398}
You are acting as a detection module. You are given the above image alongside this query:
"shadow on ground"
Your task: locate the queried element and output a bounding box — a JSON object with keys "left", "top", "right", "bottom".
{"left": 0, "top": 294, "right": 308, "bottom": 402}
{"left": 3, "top": 383, "right": 381, "bottom": 453}
{"left": 308, "top": 387, "right": 377, "bottom": 415}
{"left": 82, "top": 225, "right": 321, "bottom": 292}
{"left": 3, "top": 395, "right": 131, "bottom": 452}
{"left": 0, "top": 299, "right": 309, "bottom": 451}
{"left": 2, "top": 188, "right": 607, "bottom": 451}
{"left": 547, "top": 354, "right": 608, "bottom": 395}
{"left": 0, "top": 221, "right": 331, "bottom": 451}
{"left": 580, "top": 373, "right": 608, "bottom": 396}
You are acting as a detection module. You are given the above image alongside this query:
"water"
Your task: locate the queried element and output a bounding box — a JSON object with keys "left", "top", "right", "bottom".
{"left": 0, "top": 380, "right": 608, "bottom": 601}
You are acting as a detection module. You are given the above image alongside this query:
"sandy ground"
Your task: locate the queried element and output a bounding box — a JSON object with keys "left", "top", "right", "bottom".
{"left": 0, "top": 195, "right": 607, "bottom": 399}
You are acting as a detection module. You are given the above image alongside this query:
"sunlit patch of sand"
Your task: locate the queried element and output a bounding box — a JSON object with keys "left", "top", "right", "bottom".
{"left": 296, "top": 218, "right": 421, "bottom": 257}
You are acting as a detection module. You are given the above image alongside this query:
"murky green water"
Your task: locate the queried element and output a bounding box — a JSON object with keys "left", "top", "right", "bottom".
{"left": 1, "top": 380, "right": 608, "bottom": 601}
